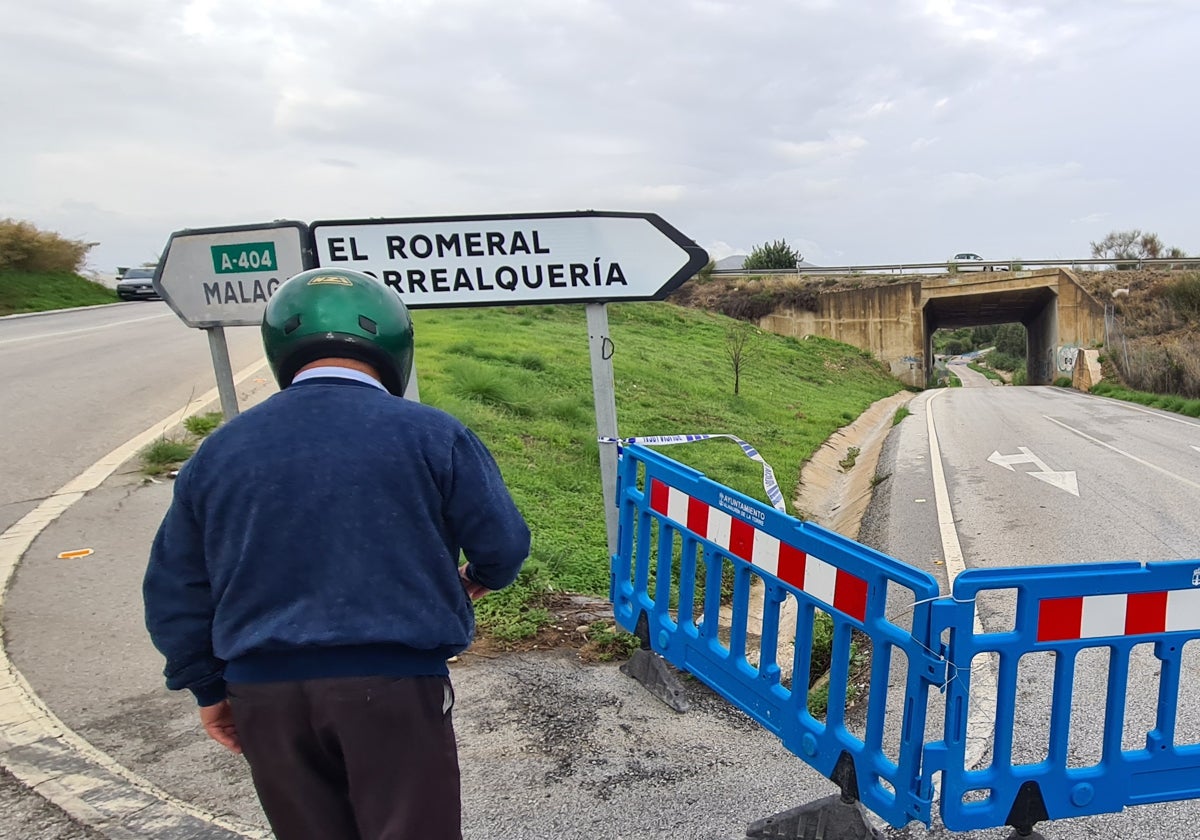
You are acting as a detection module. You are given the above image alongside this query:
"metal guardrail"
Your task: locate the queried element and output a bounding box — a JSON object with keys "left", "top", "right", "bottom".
{"left": 711, "top": 257, "right": 1200, "bottom": 276}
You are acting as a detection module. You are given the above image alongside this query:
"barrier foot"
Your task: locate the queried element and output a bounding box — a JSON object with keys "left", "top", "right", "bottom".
{"left": 1003, "top": 780, "right": 1049, "bottom": 840}
{"left": 620, "top": 648, "right": 690, "bottom": 712}
{"left": 745, "top": 753, "right": 883, "bottom": 839}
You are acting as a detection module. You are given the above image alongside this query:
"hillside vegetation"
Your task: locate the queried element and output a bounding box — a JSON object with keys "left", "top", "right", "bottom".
{"left": 0, "top": 270, "right": 118, "bottom": 316}
{"left": 410, "top": 302, "right": 905, "bottom": 639}
{"left": 1075, "top": 269, "right": 1200, "bottom": 398}
{"left": 0, "top": 219, "right": 112, "bottom": 315}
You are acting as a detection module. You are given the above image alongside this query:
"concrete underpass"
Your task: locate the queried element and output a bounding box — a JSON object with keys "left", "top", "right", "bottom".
{"left": 759, "top": 268, "right": 1107, "bottom": 387}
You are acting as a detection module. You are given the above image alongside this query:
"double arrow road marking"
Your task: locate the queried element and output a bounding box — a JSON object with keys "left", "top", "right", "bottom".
{"left": 987, "top": 447, "right": 1079, "bottom": 496}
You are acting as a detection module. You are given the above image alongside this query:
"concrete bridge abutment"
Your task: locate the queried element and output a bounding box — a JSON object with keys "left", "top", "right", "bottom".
{"left": 758, "top": 269, "right": 1106, "bottom": 387}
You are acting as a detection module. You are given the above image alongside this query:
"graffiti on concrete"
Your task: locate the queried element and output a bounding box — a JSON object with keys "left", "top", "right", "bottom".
{"left": 1057, "top": 345, "right": 1080, "bottom": 372}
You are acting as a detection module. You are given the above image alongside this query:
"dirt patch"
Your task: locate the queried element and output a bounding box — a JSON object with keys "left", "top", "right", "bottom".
{"left": 464, "top": 592, "right": 626, "bottom": 661}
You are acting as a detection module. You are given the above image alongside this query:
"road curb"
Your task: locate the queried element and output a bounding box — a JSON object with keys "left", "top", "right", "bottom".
{"left": 0, "top": 360, "right": 271, "bottom": 839}
{"left": 0, "top": 302, "right": 141, "bottom": 322}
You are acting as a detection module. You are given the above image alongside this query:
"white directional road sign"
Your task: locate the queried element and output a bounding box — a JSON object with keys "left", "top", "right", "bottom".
{"left": 154, "top": 221, "right": 313, "bottom": 327}
{"left": 310, "top": 211, "right": 709, "bottom": 309}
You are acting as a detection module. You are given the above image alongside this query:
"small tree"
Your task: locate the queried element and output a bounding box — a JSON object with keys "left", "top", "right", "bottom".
{"left": 993, "top": 323, "right": 1026, "bottom": 358}
{"left": 742, "top": 239, "right": 801, "bottom": 271}
{"left": 1090, "top": 229, "right": 1186, "bottom": 269}
{"left": 724, "top": 321, "right": 756, "bottom": 395}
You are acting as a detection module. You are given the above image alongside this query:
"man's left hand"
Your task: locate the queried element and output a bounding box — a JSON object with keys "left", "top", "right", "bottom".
{"left": 199, "top": 700, "right": 242, "bottom": 754}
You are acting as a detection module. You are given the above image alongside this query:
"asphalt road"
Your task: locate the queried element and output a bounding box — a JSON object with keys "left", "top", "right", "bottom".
{"left": 946, "top": 360, "right": 995, "bottom": 388}
{"left": 0, "top": 302, "right": 266, "bottom": 535}
{"left": 863, "top": 384, "right": 1200, "bottom": 839}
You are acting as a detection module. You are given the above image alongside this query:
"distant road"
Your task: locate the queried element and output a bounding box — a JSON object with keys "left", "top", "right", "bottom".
{"left": 948, "top": 359, "right": 994, "bottom": 388}
{"left": 0, "top": 302, "right": 266, "bottom": 534}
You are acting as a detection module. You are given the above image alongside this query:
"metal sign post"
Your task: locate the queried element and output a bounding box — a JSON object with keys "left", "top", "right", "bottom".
{"left": 586, "top": 303, "right": 619, "bottom": 555}
{"left": 205, "top": 326, "right": 241, "bottom": 420}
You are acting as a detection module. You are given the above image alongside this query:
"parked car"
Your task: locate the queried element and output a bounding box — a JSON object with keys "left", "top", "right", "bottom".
{"left": 116, "top": 267, "right": 160, "bottom": 301}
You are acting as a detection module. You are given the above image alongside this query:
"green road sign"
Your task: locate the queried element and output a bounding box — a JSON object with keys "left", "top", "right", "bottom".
{"left": 210, "top": 241, "right": 278, "bottom": 274}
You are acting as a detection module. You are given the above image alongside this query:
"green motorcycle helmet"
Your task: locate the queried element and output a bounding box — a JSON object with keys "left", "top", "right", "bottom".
{"left": 262, "top": 268, "right": 414, "bottom": 396}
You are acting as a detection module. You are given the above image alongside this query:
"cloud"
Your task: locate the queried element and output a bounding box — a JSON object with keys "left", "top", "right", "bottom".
{"left": 772, "top": 133, "right": 869, "bottom": 164}
{"left": 1, "top": 0, "right": 1197, "bottom": 272}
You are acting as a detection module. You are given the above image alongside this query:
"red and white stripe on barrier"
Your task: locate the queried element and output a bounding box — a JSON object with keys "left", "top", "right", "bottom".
{"left": 648, "top": 478, "right": 868, "bottom": 622}
{"left": 1037, "top": 588, "right": 1200, "bottom": 642}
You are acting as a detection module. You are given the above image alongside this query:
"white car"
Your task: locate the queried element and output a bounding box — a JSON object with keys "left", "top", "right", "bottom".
{"left": 949, "top": 252, "right": 1007, "bottom": 272}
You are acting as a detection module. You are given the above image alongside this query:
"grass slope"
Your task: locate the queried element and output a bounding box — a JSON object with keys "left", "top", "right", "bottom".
{"left": 411, "top": 302, "right": 904, "bottom": 638}
{"left": 0, "top": 271, "right": 118, "bottom": 316}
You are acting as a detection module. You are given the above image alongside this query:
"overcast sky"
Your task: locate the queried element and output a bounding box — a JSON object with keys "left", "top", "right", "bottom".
{"left": 4, "top": 0, "right": 1197, "bottom": 273}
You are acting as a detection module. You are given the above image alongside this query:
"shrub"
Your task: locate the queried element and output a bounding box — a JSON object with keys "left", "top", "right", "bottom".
{"left": 1164, "top": 273, "right": 1200, "bottom": 320}
{"left": 0, "top": 219, "right": 96, "bottom": 273}
{"left": 183, "top": 411, "right": 223, "bottom": 437}
{"left": 987, "top": 351, "right": 1022, "bottom": 372}
{"left": 743, "top": 239, "right": 801, "bottom": 271}
{"left": 141, "top": 437, "right": 196, "bottom": 476}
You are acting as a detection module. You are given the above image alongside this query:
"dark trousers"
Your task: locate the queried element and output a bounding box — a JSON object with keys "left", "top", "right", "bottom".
{"left": 227, "top": 676, "right": 461, "bottom": 840}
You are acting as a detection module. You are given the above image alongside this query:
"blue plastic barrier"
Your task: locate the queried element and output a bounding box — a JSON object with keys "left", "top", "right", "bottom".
{"left": 610, "top": 445, "right": 1200, "bottom": 834}
{"left": 928, "top": 559, "right": 1200, "bottom": 831}
{"left": 610, "top": 444, "right": 946, "bottom": 828}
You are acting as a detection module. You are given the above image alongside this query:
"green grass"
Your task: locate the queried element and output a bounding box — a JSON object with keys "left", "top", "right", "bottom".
{"left": 183, "top": 411, "right": 223, "bottom": 437}
{"left": 1090, "top": 381, "right": 1200, "bottom": 417}
{"left": 838, "top": 446, "right": 861, "bottom": 471}
{"left": 892, "top": 406, "right": 911, "bottom": 425}
{"left": 141, "top": 438, "right": 196, "bottom": 477}
{"left": 582, "top": 622, "right": 643, "bottom": 662}
{"left": 141, "top": 411, "right": 226, "bottom": 476}
{"left": 0, "top": 271, "right": 118, "bottom": 316}
{"left": 410, "top": 302, "right": 904, "bottom": 637}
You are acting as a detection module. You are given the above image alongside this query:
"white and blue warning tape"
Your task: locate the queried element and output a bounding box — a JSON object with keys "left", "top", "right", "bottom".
{"left": 599, "top": 434, "right": 786, "bottom": 513}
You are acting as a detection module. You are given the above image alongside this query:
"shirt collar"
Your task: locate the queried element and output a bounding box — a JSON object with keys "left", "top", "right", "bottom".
{"left": 291, "top": 366, "right": 388, "bottom": 392}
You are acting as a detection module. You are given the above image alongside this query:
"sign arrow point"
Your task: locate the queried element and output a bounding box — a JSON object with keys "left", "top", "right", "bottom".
{"left": 1031, "top": 470, "right": 1079, "bottom": 496}
{"left": 987, "top": 451, "right": 1015, "bottom": 470}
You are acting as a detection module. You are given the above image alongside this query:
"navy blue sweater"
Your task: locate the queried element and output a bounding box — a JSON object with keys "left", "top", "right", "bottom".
{"left": 143, "top": 377, "right": 530, "bottom": 705}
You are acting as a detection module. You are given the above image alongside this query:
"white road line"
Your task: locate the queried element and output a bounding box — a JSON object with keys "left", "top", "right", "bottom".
{"left": 0, "top": 314, "right": 169, "bottom": 346}
{"left": 926, "top": 390, "right": 996, "bottom": 771}
{"left": 1043, "top": 415, "right": 1200, "bottom": 491}
{"left": 0, "top": 358, "right": 272, "bottom": 839}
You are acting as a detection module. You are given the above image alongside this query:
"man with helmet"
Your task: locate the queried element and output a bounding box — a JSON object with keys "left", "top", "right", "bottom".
{"left": 144, "top": 267, "right": 530, "bottom": 840}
